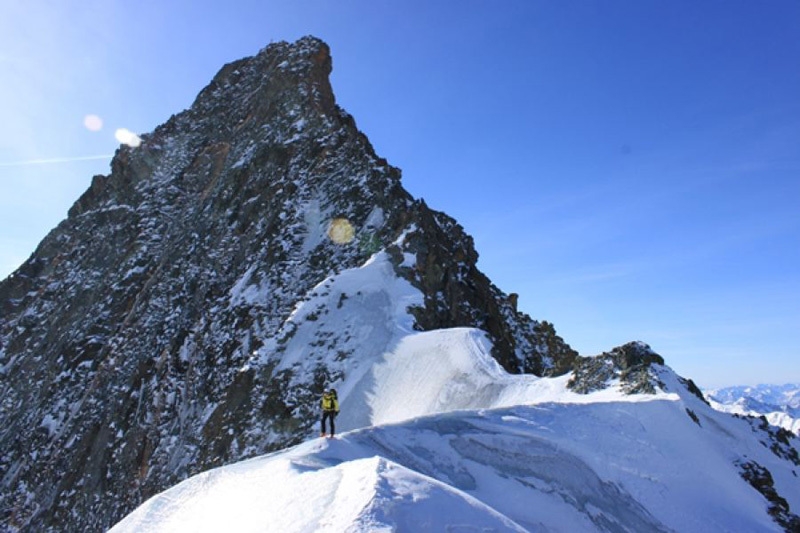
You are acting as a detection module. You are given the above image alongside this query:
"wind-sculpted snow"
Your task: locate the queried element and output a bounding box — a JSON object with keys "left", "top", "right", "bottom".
{"left": 113, "top": 380, "right": 800, "bottom": 532}
{"left": 253, "top": 251, "right": 656, "bottom": 436}
{"left": 111, "top": 453, "right": 529, "bottom": 533}
{"left": 114, "top": 321, "right": 800, "bottom": 531}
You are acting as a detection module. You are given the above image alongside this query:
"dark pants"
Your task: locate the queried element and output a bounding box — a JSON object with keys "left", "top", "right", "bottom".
{"left": 321, "top": 410, "right": 336, "bottom": 436}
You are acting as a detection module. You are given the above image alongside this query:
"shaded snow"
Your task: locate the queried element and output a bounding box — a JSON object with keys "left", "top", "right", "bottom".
{"left": 111, "top": 268, "right": 800, "bottom": 532}
{"left": 112, "top": 452, "right": 527, "bottom": 533}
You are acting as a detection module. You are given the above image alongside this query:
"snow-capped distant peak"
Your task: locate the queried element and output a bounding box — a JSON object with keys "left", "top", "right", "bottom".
{"left": 706, "top": 383, "right": 800, "bottom": 436}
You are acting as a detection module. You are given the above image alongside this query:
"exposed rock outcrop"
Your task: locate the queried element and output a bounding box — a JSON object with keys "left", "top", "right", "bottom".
{"left": 737, "top": 460, "right": 800, "bottom": 532}
{"left": 567, "top": 341, "right": 665, "bottom": 394}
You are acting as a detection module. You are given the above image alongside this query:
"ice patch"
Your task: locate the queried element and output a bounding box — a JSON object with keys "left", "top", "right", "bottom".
{"left": 363, "top": 206, "right": 384, "bottom": 230}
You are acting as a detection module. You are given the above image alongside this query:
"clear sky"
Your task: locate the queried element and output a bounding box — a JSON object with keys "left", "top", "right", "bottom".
{"left": 2, "top": 1, "right": 798, "bottom": 388}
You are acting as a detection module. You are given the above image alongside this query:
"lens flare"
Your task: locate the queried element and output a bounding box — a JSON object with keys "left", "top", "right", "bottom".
{"left": 83, "top": 114, "right": 103, "bottom": 132}
{"left": 327, "top": 218, "right": 355, "bottom": 244}
{"left": 115, "top": 128, "right": 142, "bottom": 148}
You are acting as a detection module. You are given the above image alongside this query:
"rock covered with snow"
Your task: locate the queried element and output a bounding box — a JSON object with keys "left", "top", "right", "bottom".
{"left": 567, "top": 341, "right": 666, "bottom": 394}
{"left": 0, "top": 37, "right": 575, "bottom": 531}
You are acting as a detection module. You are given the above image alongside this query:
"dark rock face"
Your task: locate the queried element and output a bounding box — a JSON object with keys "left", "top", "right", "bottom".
{"left": 398, "top": 203, "right": 577, "bottom": 375}
{"left": 0, "top": 37, "right": 575, "bottom": 531}
{"left": 744, "top": 416, "right": 800, "bottom": 468}
{"left": 567, "top": 341, "right": 665, "bottom": 394}
{"left": 737, "top": 460, "right": 800, "bottom": 532}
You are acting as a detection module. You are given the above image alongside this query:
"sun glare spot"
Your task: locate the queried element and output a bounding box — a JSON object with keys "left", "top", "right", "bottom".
{"left": 83, "top": 114, "right": 103, "bottom": 132}
{"left": 327, "top": 218, "right": 355, "bottom": 244}
{"left": 115, "top": 128, "right": 142, "bottom": 148}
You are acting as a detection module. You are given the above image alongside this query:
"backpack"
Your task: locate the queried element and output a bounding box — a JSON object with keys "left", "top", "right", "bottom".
{"left": 322, "top": 390, "right": 338, "bottom": 411}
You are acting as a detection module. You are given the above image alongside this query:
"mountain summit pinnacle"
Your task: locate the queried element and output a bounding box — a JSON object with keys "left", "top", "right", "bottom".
{"left": 0, "top": 37, "right": 577, "bottom": 530}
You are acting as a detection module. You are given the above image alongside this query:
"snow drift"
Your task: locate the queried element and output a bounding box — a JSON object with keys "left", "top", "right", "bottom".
{"left": 112, "top": 371, "right": 800, "bottom": 532}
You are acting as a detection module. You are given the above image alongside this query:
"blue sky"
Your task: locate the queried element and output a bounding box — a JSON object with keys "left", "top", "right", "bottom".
{"left": 1, "top": 1, "right": 798, "bottom": 387}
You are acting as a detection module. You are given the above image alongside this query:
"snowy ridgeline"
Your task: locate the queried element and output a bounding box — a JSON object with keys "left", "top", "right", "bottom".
{"left": 111, "top": 375, "right": 798, "bottom": 532}
{"left": 109, "top": 257, "right": 800, "bottom": 533}
{"left": 706, "top": 384, "right": 800, "bottom": 436}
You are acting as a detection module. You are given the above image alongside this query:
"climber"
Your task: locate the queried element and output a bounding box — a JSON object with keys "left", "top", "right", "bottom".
{"left": 320, "top": 388, "right": 339, "bottom": 438}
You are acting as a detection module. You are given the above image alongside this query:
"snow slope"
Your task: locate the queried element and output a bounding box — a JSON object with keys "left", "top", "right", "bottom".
{"left": 112, "top": 372, "right": 799, "bottom": 532}
{"left": 248, "top": 251, "right": 641, "bottom": 434}
{"left": 110, "top": 252, "right": 800, "bottom": 532}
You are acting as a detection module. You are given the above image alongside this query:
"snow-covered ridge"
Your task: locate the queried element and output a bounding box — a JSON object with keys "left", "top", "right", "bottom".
{"left": 112, "top": 366, "right": 799, "bottom": 532}
{"left": 111, "top": 253, "right": 800, "bottom": 532}
{"left": 3, "top": 33, "right": 573, "bottom": 530}
{"left": 244, "top": 252, "right": 675, "bottom": 437}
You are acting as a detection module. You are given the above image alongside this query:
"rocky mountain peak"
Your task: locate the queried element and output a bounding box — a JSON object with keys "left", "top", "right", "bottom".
{"left": 0, "top": 37, "right": 577, "bottom": 531}
{"left": 187, "top": 36, "right": 336, "bottom": 137}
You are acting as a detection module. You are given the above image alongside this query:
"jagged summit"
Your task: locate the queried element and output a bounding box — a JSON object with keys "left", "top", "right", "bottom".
{"left": 68, "top": 36, "right": 394, "bottom": 221}
{"left": 0, "top": 37, "right": 577, "bottom": 531}
{"left": 196, "top": 36, "right": 339, "bottom": 124}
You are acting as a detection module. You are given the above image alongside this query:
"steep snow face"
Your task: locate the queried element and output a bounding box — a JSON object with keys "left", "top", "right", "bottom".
{"left": 251, "top": 251, "right": 658, "bottom": 436}
{"left": 112, "top": 368, "right": 800, "bottom": 533}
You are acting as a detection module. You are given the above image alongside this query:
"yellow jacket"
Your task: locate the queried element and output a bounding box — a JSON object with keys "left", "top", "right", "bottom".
{"left": 321, "top": 393, "right": 339, "bottom": 412}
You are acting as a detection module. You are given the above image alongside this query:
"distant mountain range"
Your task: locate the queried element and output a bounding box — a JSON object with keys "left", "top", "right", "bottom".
{"left": 705, "top": 384, "right": 800, "bottom": 436}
